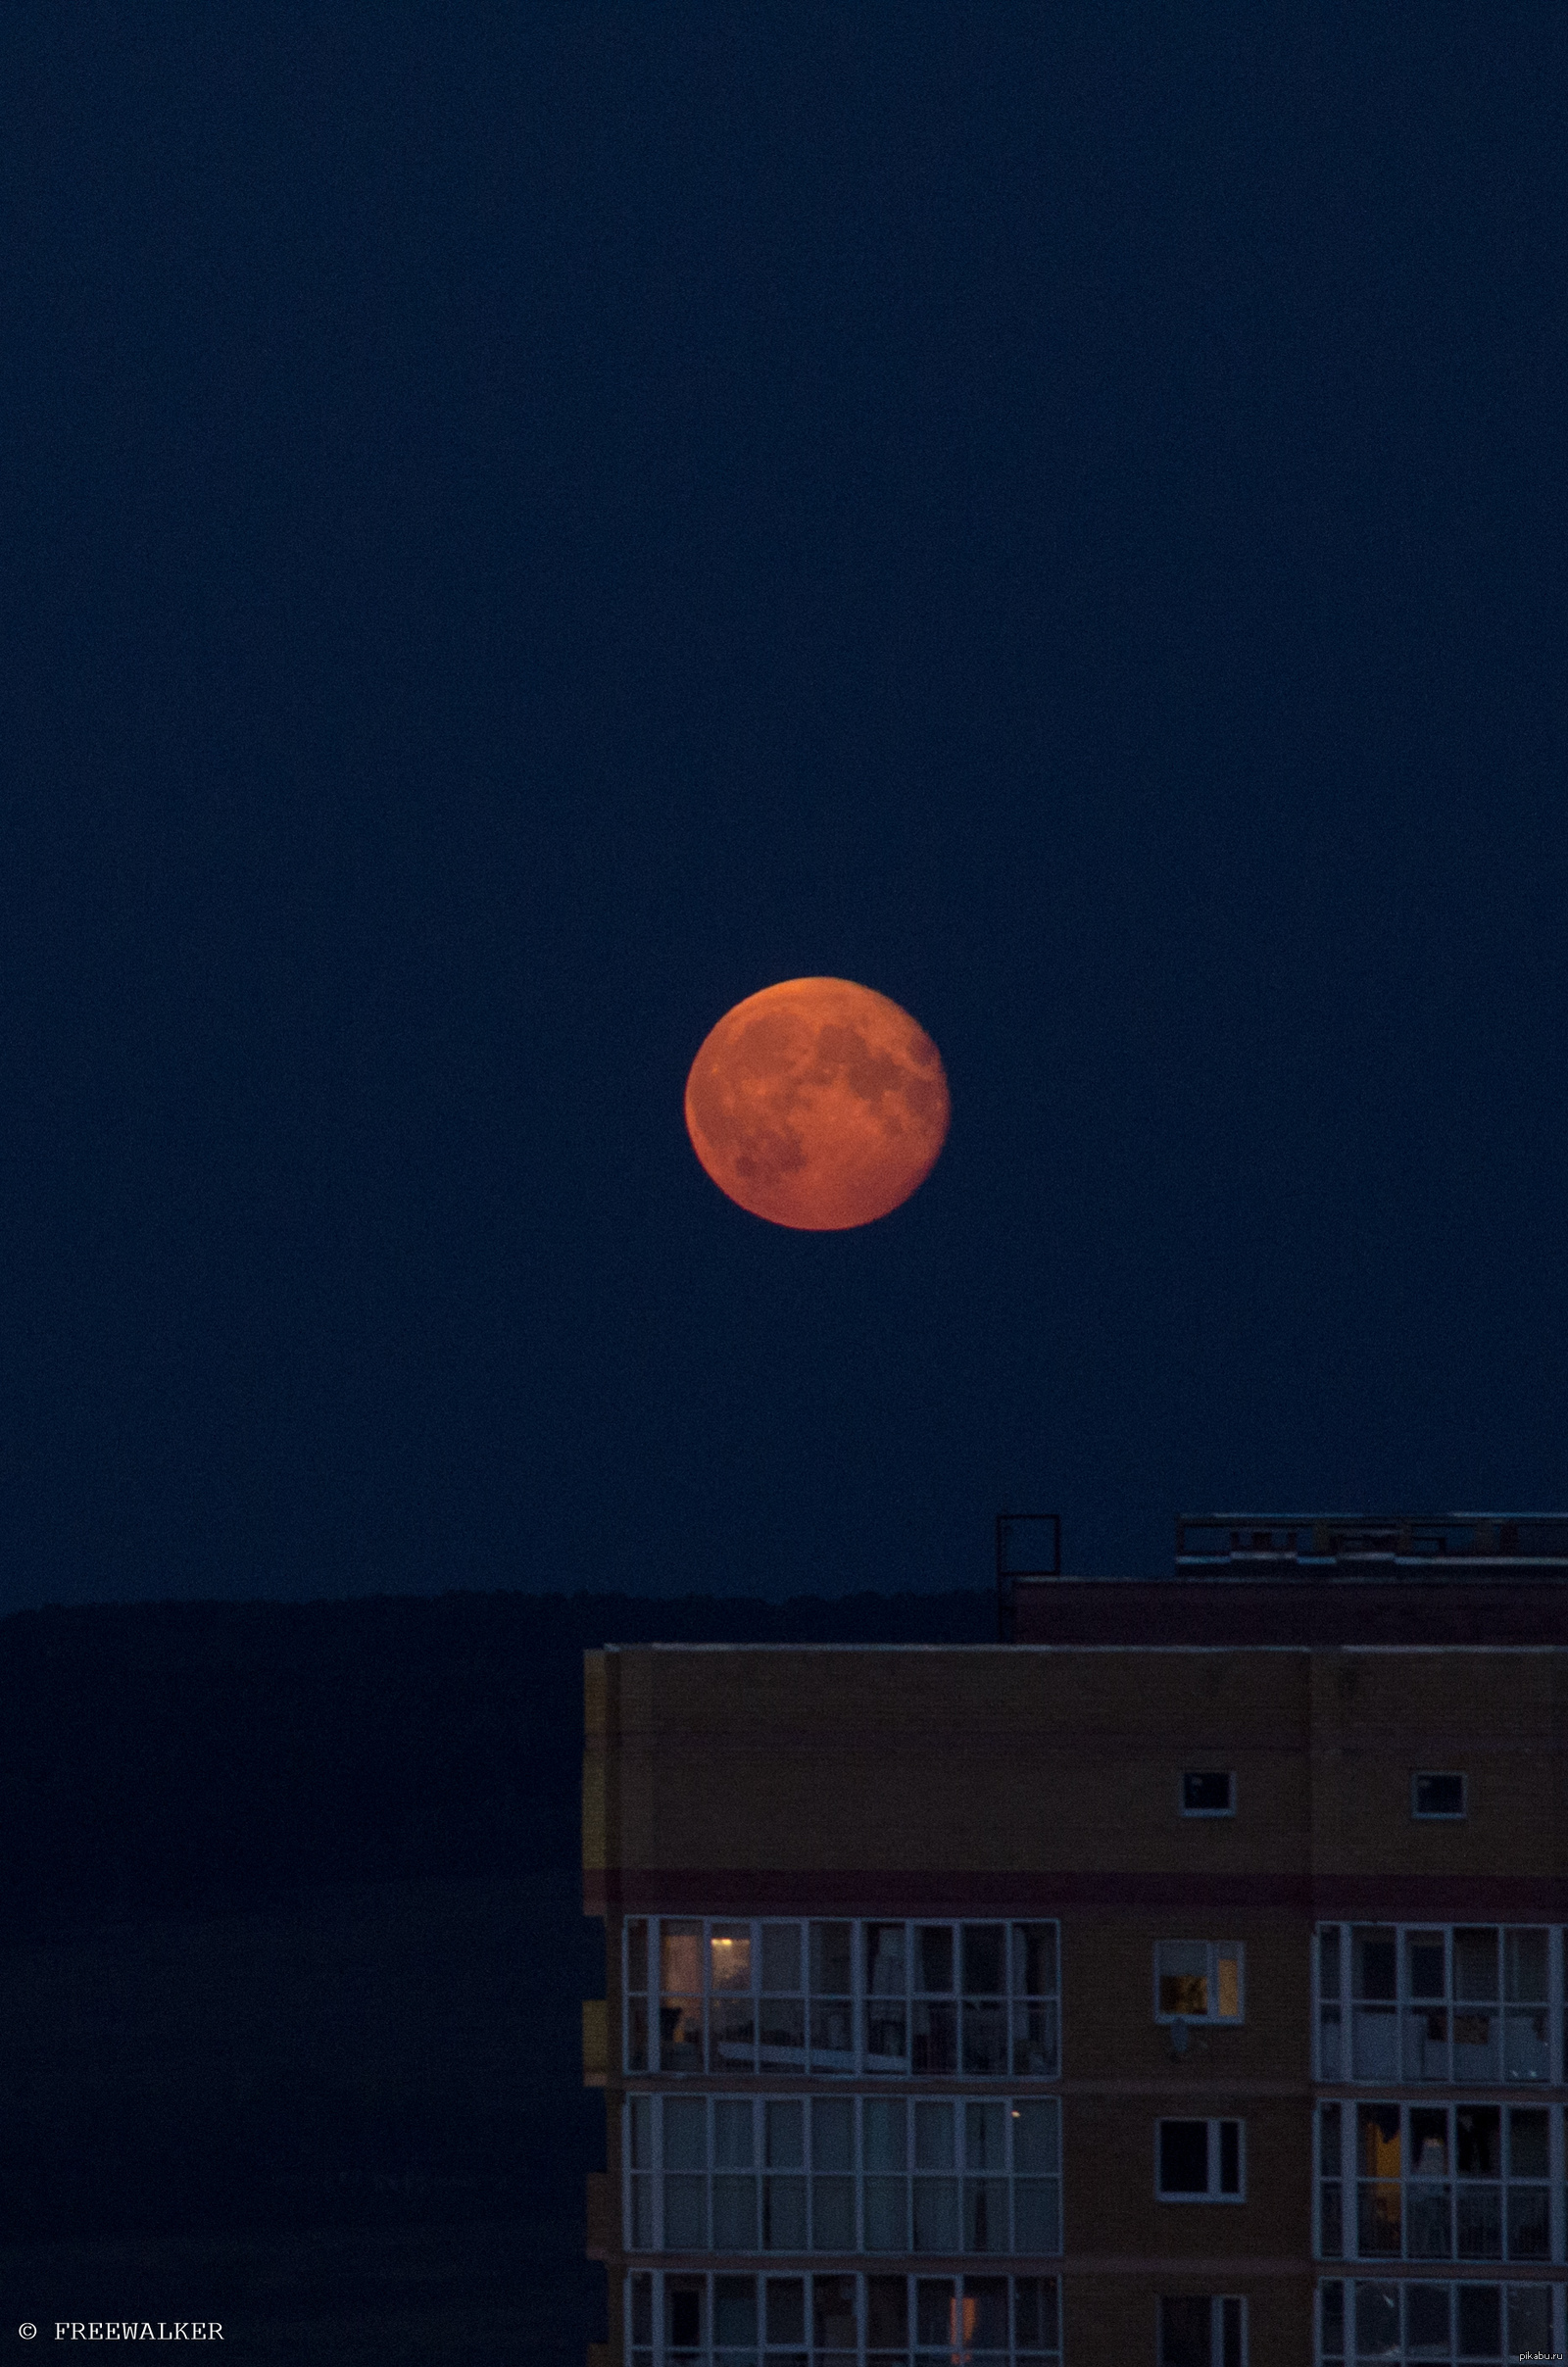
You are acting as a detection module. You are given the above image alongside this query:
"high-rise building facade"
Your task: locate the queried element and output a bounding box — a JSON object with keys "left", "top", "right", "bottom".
{"left": 581, "top": 1517, "right": 1568, "bottom": 2365}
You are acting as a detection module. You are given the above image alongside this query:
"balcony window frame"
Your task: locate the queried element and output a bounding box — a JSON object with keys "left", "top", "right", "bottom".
{"left": 1314, "top": 1923, "right": 1564, "bottom": 2088}
{"left": 622, "top": 2091, "right": 1062, "bottom": 2259}
{"left": 625, "top": 1914, "right": 1061, "bottom": 2081}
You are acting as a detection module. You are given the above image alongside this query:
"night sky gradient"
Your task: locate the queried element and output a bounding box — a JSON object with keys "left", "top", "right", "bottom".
{"left": 5, "top": 7, "right": 1567, "bottom": 1610}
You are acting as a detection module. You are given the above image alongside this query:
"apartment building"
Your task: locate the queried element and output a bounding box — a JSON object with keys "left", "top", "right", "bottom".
{"left": 580, "top": 1515, "right": 1568, "bottom": 2366}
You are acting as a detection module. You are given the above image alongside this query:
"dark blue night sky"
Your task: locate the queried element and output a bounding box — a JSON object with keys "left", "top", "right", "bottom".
{"left": 5, "top": 7, "right": 1566, "bottom": 1609}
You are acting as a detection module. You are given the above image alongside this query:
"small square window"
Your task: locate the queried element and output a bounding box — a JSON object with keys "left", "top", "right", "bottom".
{"left": 1181, "top": 1771, "right": 1235, "bottom": 1817}
{"left": 1412, "top": 1771, "right": 1467, "bottom": 1819}
{"left": 1155, "top": 1942, "right": 1245, "bottom": 2024}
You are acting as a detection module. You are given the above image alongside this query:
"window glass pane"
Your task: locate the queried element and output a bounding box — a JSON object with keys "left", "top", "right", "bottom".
{"left": 1014, "top": 2277, "right": 1056, "bottom": 2348}
{"left": 1157, "top": 1942, "right": 1208, "bottom": 2018}
{"left": 712, "top": 2176, "right": 758, "bottom": 2251}
{"left": 1410, "top": 2106, "right": 1447, "bottom": 2175}
{"left": 1158, "top": 2121, "right": 1209, "bottom": 2194}
{"left": 916, "top": 1926, "right": 955, "bottom": 1994}
{"left": 813, "top": 2276, "right": 858, "bottom": 2350}
{"left": 1012, "top": 2100, "right": 1059, "bottom": 2174}
{"left": 1503, "top": 1928, "right": 1547, "bottom": 2003}
{"left": 914, "top": 2101, "right": 956, "bottom": 2170}
{"left": 664, "top": 2176, "right": 708, "bottom": 2249}
{"left": 965, "top": 2279, "right": 1008, "bottom": 2348}
{"left": 1506, "top": 2285, "right": 1552, "bottom": 2355}
{"left": 663, "top": 2096, "right": 707, "bottom": 2172}
{"left": 1354, "top": 2285, "right": 1399, "bottom": 2355}
{"left": 765, "top": 2277, "right": 806, "bottom": 2342}
{"left": 759, "top": 1996, "right": 805, "bottom": 2061}
{"left": 866, "top": 1923, "right": 906, "bottom": 1994}
{"left": 964, "top": 2100, "right": 1005, "bottom": 2170}
{"left": 1456, "top": 2282, "right": 1501, "bottom": 2355}
{"left": 1405, "top": 2284, "right": 1450, "bottom": 2348}
{"left": 1406, "top": 1933, "right": 1446, "bottom": 1999}
{"left": 627, "top": 1997, "right": 650, "bottom": 2072}
{"left": 1181, "top": 1770, "right": 1231, "bottom": 1812}
{"left": 1011, "top": 1998, "right": 1057, "bottom": 2079}
{"left": 809, "top": 1921, "right": 852, "bottom": 1996}
{"left": 911, "top": 1998, "right": 957, "bottom": 2073}
{"left": 811, "top": 2098, "right": 853, "bottom": 2173}
{"left": 666, "top": 2280, "right": 705, "bottom": 2347}
{"left": 961, "top": 1924, "right": 1004, "bottom": 1994}
{"left": 626, "top": 1920, "right": 649, "bottom": 1992}
{"left": 714, "top": 2098, "right": 754, "bottom": 2168}
{"left": 628, "top": 2095, "right": 653, "bottom": 2170}
{"left": 711, "top": 1995, "right": 756, "bottom": 2068}
{"left": 1353, "top": 1929, "right": 1397, "bottom": 2000}
{"left": 1157, "top": 2294, "right": 1210, "bottom": 2367}
{"left": 912, "top": 2178, "right": 959, "bottom": 2250}
{"left": 662, "top": 1923, "right": 703, "bottom": 1992}
{"left": 863, "top": 2097, "right": 907, "bottom": 2173}
{"left": 1414, "top": 1772, "right": 1466, "bottom": 1817}
{"left": 1454, "top": 1928, "right": 1499, "bottom": 2001}
{"left": 1506, "top": 2107, "right": 1548, "bottom": 2179}
{"left": 865, "top": 2277, "right": 908, "bottom": 2345}
{"left": 765, "top": 2100, "right": 805, "bottom": 2168}
{"left": 1218, "top": 2120, "right": 1241, "bottom": 2194}
{"left": 961, "top": 1996, "right": 1008, "bottom": 2075}
{"left": 761, "top": 2174, "right": 807, "bottom": 2249}
{"left": 761, "top": 1923, "right": 802, "bottom": 1993}
{"left": 713, "top": 2278, "right": 758, "bottom": 2344}
{"left": 1011, "top": 2178, "right": 1059, "bottom": 2253}
{"left": 710, "top": 1926, "right": 752, "bottom": 1992}
{"left": 863, "top": 2176, "right": 907, "bottom": 2250}
{"left": 915, "top": 2281, "right": 956, "bottom": 2347}
{"left": 812, "top": 2175, "right": 856, "bottom": 2251}
{"left": 1013, "top": 1923, "right": 1056, "bottom": 1997}
{"left": 1456, "top": 2106, "right": 1500, "bottom": 2177}
{"left": 1216, "top": 1949, "right": 1241, "bottom": 2020}
{"left": 631, "top": 2272, "right": 654, "bottom": 2343}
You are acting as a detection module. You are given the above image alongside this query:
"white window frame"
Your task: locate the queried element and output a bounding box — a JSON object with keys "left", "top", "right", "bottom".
{"left": 1154, "top": 2116, "right": 1246, "bottom": 2203}
{"left": 1313, "top": 1923, "right": 1565, "bottom": 2087}
{"left": 625, "top": 2267, "right": 1064, "bottom": 2366}
{"left": 1180, "top": 1770, "right": 1236, "bottom": 1818}
{"left": 623, "top": 1914, "right": 1061, "bottom": 2080}
{"left": 1157, "top": 2292, "right": 1248, "bottom": 2367}
{"left": 1411, "top": 1770, "right": 1468, "bottom": 1820}
{"left": 622, "top": 2091, "right": 1063, "bottom": 2258}
{"left": 1315, "top": 2277, "right": 1568, "bottom": 2364}
{"left": 1313, "top": 2098, "right": 1565, "bottom": 2265}
{"left": 1153, "top": 1941, "right": 1246, "bottom": 2025}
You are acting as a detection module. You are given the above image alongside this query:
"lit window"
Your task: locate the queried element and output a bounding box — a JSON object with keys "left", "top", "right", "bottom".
{"left": 1154, "top": 1942, "right": 1244, "bottom": 2024}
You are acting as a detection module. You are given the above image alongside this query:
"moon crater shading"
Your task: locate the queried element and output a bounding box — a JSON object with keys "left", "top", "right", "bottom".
{"left": 684, "top": 977, "right": 951, "bottom": 1230}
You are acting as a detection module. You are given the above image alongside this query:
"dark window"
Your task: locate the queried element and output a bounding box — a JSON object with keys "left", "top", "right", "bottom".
{"left": 666, "top": 2283, "right": 703, "bottom": 2345}
{"left": 1159, "top": 2122, "right": 1211, "bottom": 2194}
{"left": 1158, "top": 2295, "right": 1211, "bottom": 2367}
{"left": 1221, "top": 2295, "right": 1245, "bottom": 2367}
{"left": 1182, "top": 1771, "right": 1234, "bottom": 1816}
{"left": 1219, "top": 2121, "right": 1241, "bottom": 2195}
{"left": 1413, "top": 1772, "right": 1466, "bottom": 1819}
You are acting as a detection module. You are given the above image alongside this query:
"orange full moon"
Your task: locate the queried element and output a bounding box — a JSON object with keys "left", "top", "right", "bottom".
{"left": 683, "top": 977, "right": 951, "bottom": 1230}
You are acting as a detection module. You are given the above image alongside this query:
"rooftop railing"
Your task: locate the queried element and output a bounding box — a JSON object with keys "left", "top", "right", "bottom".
{"left": 1174, "top": 1513, "right": 1568, "bottom": 1578}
